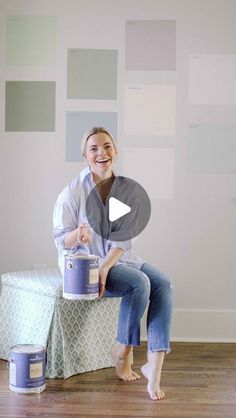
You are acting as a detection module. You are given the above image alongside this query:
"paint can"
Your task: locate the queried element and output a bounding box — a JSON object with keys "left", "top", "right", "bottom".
{"left": 64, "top": 254, "right": 99, "bottom": 300}
{"left": 9, "top": 344, "right": 46, "bottom": 394}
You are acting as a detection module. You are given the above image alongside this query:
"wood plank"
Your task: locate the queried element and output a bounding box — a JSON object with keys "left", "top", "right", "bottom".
{"left": 0, "top": 342, "right": 235, "bottom": 417}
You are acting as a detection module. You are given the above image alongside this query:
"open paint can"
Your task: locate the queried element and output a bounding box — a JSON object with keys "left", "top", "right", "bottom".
{"left": 9, "top": 344, "right": 46, "bottom": 394}
{"left": 64, "top": 254, "right": 99, "bottom": 300}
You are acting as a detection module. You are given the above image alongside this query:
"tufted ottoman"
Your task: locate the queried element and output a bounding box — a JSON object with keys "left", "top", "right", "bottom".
{"left": 0, "top": 268, "right": 120, "bottom": 378}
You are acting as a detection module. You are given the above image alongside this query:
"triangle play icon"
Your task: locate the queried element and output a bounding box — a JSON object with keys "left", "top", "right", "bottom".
{"left": 109, "top": 197, "right": 131, "bottom": 222}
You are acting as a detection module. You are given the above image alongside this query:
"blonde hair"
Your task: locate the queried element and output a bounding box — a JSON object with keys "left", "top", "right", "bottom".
{"left": 81, "top": 127, "right": 117, "bottom": 157}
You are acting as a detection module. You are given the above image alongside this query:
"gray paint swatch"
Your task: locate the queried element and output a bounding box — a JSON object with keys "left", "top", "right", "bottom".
{"left": 66, "top": 111, "right": 117, "bottom": 162}
{"left": 67, "top": 49, "right": 118, "bottom": 99}
{"left": 5, "top": 81, "right": 56, "bottom": 132}
{"left": 125, "top": 20, "right": 176, "bottom": 71}
{"left": 188, "top": 124, "right": 236, "bottom": 173}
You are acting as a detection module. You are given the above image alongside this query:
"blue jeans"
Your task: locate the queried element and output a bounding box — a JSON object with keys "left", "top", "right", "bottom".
{"left": 104, "top": 263, "right": 173, "bottom": 352}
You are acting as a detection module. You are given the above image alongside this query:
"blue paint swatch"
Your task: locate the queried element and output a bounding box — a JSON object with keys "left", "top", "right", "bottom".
{"left": 66, "top": 111, "right": 117, "bottom": 162}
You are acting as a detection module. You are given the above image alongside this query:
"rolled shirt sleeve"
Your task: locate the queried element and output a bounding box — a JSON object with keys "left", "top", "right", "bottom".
{"left": 108, "top": 239, "right": 132, "bottom": 252}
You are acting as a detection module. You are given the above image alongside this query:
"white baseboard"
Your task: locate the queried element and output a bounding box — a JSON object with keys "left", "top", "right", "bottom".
{"left": 141, "top": 308, "right": 236, "bottom": 343}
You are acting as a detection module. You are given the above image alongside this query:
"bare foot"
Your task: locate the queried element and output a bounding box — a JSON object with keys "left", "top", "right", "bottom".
{"left": 112, "top": 343, "right": 140, "bottom": 381}
{"left": 141, "top": 351, "right": 165, "bottom": 401}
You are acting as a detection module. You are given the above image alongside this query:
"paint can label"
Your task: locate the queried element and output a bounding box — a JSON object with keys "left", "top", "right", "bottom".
{"left": 9, "top": 345, "right": 46, "bottom": 394}
{"left": 63, "top": 255, "right": 99, "bottom": 300}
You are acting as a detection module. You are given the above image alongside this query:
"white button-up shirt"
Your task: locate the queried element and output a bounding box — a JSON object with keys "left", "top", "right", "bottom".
{"left": 53, "top": 166, "right": 144, "bottom": 274}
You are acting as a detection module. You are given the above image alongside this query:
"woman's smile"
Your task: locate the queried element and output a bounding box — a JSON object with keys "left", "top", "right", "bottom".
{"left": 95, "top": 157, "right": 110, "bottom": 165}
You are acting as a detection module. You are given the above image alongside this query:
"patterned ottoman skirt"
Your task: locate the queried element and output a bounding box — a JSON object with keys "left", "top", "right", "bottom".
{"left": 0, "top": 268, "right": 120, "bottom": 378}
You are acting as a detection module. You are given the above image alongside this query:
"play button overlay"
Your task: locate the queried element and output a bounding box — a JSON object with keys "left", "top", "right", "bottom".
{"left": 86, "top": 176, "right": 151, "bottom": 242}
{"left": 109, "top": 197, "right": 131, "bottom": 222}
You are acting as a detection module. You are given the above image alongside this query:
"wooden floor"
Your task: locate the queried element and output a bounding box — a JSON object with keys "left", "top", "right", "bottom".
{"left": 0, "top": 342, "right": 235, "bottom": 418}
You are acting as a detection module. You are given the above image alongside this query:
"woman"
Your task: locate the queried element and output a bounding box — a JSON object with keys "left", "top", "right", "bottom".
{"left": 53, "top": 127, "right": 173, "bottom": 401}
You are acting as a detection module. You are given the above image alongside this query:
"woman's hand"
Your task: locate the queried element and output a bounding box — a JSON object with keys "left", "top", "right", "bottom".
{"left": 98, "top": 265, "right": 109, "bottom": 298}
{"left": 97, "top": 248, "right": 124, "bottom": 298}
{"left": 77, "top": 224, "right": 92, "bottom": 245}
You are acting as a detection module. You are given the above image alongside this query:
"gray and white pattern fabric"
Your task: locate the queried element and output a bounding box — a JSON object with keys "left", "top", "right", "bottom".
{"left": 0, "top": 268, "right": 120, "bottom": 378}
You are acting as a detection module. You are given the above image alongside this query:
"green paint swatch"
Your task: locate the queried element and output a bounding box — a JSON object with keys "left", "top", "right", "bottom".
{"left": 5, "top": 81, "right": 56, "bottom": 132}
{"left": 6, "top": 16, "right": 57, "bottom": 66}
{"left": 67, "top": 49, "right": 118, "bottom": 99}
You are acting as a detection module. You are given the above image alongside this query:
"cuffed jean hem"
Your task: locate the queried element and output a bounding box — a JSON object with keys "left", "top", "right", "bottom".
{"left": 148, "top": 347, "right": 171, "bottom": 354}
{"left": 116, "top": 326, "right": 141, "bottom": 346}
{"left": 116, "top": 339, "right": 171, "bottom": 354}
{"left": 116, "top": 337, "right": 141, "bottom": 347}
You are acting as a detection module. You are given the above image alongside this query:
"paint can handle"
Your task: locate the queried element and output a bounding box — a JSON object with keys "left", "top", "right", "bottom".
{"left": 6, "top": 359, "right": 12, "bottom": 369}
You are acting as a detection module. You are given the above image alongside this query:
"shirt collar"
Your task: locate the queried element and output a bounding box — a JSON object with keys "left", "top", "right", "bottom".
{"left": 80, "top": 165, "right": 91, "bottom": 183}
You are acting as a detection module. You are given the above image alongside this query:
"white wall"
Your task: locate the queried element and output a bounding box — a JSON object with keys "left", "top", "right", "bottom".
{"left": 0, "top": 0, "right": 236, "bottom": 342}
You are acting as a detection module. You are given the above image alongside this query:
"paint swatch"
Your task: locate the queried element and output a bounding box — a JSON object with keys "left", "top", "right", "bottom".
{"left": 123, "top": 148, "right": 175, "bottom": 199}
{"left": 5, "top": 81, "right": 56, "bottom": 132}
{"left": 189, "top": 55, "right": 236, "bottom": 105}
{"left": 187, "top": 124, "right": 236, "bottom": 173}
{"left": 124, "top": 85, "right": 176, "bottom": 136}
{"left": 125, "top": 20, "right": 176, "bottom": 71}
{"left": 67, "top": 49, "right": 118, "bottom": 99}
{"left": 6, "top": 16, "right": 57, "bottom": 66}
{"left": 66, "top": 111, "right": 117, "bottom": 162}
